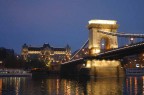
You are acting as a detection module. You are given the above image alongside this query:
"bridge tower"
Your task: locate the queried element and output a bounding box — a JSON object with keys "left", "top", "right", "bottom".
{"left": 86, "top": 20, "right": 124, "bottom": 77}
{"left": 88, "top": 19, "right": 118, "bottom": 55}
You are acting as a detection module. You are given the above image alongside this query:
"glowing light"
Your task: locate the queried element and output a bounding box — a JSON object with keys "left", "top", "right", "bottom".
{"left": 112, "top": 60, "right": 115, "bottom": 62}
{"left": 83, "top": 64, "right": 85, "bottom": 66}
{"left": 86, "top": 63, "right": 91, "bottom": 68}
{"left": 94, "top": 49, "right": 100, "bottom": 54}
{"left": 102, "top": 43, "right": 104, "bottom": 46}
{"left": 86, "top": 61, "right": 91, "bottom": 68}
{"left": 28, "top": 51, "right": 40, "bottom": 54}
{"left": 88, "top": 20, "right": 117, "bottom": 25}
{"left": 130, "top": 37, "right": 134, "bottom": 41}
{"left": 136, "top": 64, "right": 140, "bottom": 67}
{"left": 107, "top": 60, "right": 110, "bottom": 63}
{"left": 102, "top": 60, "right": 105, "bottom": 62}
{"left": 94, "top": 62, "right": 97, "bottom": 67}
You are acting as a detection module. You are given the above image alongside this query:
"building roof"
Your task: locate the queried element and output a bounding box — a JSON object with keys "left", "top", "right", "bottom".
{"left": 28, "top": 47, "right": 42, "bottom": 51}
{"left": 23, "top": 43, "right": 69, "bottom": 52}
{"left": 52, "top": 47, "right": 66, "bottom": 51}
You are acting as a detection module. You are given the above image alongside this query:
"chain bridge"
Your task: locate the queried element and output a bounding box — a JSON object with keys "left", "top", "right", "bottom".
{"left": 61, "top": 19, "right": 144, "bottom": 77}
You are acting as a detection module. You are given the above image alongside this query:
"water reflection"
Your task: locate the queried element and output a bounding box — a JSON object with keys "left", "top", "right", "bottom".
{"left": 0, "top": 76, "right": 143, "bottom": 95}
{"left": 87, "top": 78, "right": 123, "bottom": 95}
{"left": 124, "top": 76, "right": 143, "bottom": 95}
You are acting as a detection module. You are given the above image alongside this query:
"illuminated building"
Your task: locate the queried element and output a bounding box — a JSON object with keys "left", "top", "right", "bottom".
{"left": 123, "top": 52, "right": 144, "bottom": 68}
{"left": 21, "top": 43, "right": 71, "bottom": 66}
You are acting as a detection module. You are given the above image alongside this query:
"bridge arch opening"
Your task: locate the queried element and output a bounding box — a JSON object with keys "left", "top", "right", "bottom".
{"left": 100, "top": 37, "right": 110, "bottom": 52}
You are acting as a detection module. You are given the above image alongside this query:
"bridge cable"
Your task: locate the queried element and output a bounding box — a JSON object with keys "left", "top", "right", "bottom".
{"left": 98, "top": 30, "right": 144, "bottom": 38}
{"left": 70, "top": 39, "right": 89, "bottom": 61}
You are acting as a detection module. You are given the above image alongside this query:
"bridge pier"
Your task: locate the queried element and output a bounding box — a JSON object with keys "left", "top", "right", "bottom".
{"left": 86, "top": 60, "right": 125, "bottom": 77}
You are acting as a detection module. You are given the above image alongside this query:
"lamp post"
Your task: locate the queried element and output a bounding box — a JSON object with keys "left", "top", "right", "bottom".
{"left": 130, "top": 37, "right": 134, "bottom": 44}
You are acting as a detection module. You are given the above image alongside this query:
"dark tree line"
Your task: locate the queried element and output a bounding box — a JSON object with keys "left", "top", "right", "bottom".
{"left": 0, "top": 47, "right": 47, "bottom": 69}
{"left": 25, "top": 58, "right": 46, "bottom": 69}
{"left": 0, "top": 48, "right": 24, "bottom": 68}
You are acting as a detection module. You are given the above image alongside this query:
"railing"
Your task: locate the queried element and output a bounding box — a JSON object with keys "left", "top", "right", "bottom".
{"left": 126, "top": 68, "right": 144, "bottom": 75}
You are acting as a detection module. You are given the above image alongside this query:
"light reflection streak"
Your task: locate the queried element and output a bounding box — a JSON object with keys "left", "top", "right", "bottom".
{"left": 125, "top": 76, "right": 144, "bottom": 95}
{"left": 63, "top": 80, "right": 67, "bottom": 95}
{"left": 66, "top": 81, "right": 71, "bottom": 95}
{"left": 15, "top": 78, "right": 20, "bottom": 95}
{"left": 143, "top": 76, "right": 144, "bottom": 94}
{"left": 130, "top": 77, "right": 132, "bottom": 95}
{"left": 87, "top": 78, "right": 123, "bottom": 95}
{"left": 75, "top": 86, "right": 78, "bottom": 95}
{"left": 56, "top": 79, "right": 59, "bottom": 95}
{"left": 1, "top": 76, "right": 144, "bottom": 95}
{"left": 134, "top": 77, "right": 137, "bottom": 95}
{"left": 0, "top": 79, "right": 2, "bottom": 95}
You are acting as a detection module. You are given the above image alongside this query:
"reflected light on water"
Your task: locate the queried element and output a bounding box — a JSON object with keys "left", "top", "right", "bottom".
{"left": 0, "top": 79, "right": 2, "bottom": 95}
{"left": 0, "top": 76, "right": 144, "bottom": 95}
{"left": 125, "top": 76, "right": 144, "bottom": 95}
{"left": 87, "top": 78, "right": 123, "bottom": 95}
{"left": 56, "top": 79, "right": 59, "bottom": 95}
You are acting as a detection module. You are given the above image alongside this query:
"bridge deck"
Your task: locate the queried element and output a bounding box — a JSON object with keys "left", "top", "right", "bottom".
{"left": 85, "top": 41, "right": 144, "bottom": 60}
{"left": 63, "top": 41, "right": 144, "bottom": 65}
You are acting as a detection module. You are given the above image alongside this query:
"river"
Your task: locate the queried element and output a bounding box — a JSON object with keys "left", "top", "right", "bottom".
{"left": 0, "top": 76, "right": 143, "bottom": 95}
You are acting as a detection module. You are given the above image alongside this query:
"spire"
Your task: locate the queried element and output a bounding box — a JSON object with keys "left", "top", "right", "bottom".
{"left": 22, "top": 43, "right": 28, "bottom": 48}
{"left": 66, "top": 44, "right": 71, "bottom": 51}
{"left": 43, "top": 43, "right": 50, "bottom": 48}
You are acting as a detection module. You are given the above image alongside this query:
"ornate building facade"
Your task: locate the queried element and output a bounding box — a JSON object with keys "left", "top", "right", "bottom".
{"left": 21, "top": 43, "right": 71, "bottom": 68}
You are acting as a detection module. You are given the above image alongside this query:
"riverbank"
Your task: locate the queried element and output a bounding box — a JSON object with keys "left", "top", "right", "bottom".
{"left": 0, "top": 69, "right": 32, "bottom": 77}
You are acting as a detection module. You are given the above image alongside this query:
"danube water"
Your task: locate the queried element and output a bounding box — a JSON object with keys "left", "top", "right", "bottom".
{"left": 0, "top": 76, "right": 143, "bottom": 95}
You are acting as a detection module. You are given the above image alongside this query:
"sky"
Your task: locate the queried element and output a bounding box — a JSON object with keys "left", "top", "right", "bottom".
{"left": 0, "top": 0, "right": 144, "bottom": 54}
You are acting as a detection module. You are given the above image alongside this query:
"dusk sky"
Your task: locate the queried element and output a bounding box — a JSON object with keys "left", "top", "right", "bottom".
{"left": 0, "top": 0, "right": 144, "bottom": 54}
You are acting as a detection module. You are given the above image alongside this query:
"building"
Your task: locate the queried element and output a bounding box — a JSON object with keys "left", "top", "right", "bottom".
{"left": 0, "top": 48, "right": 14, "bottom": 60}
{"left": 21, "top": 43, "right": 71, "bottom": 70}
{"left": 123, "top": 52, "right": 144, "bottom": 68}
{"left": 0, "top": 47, "right": 17, "bottom": 68}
